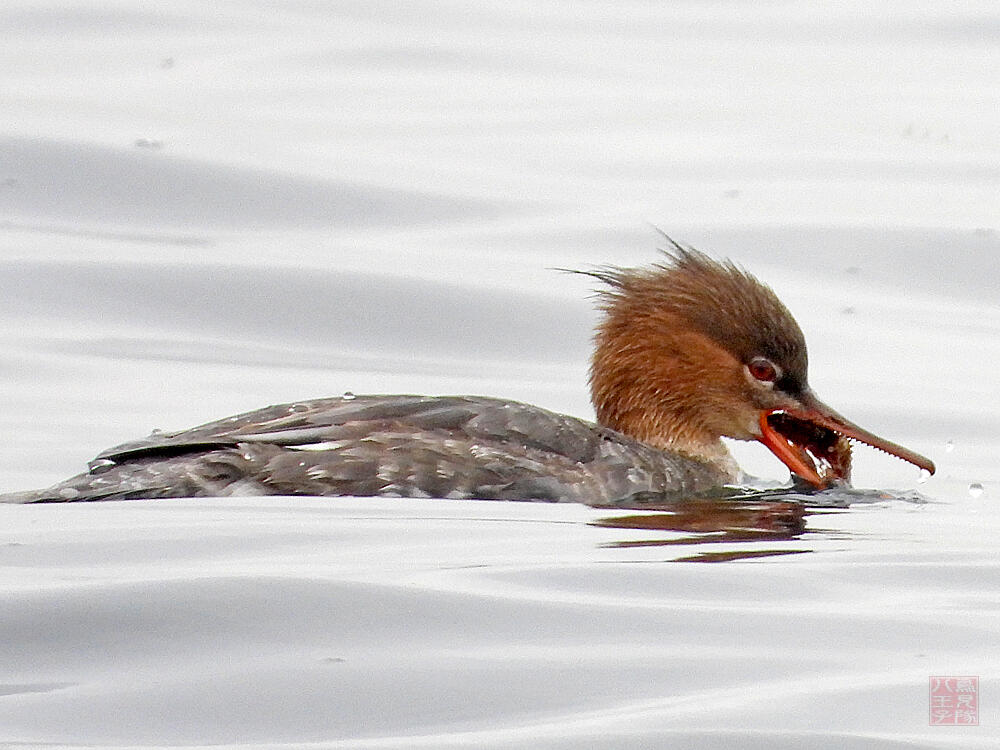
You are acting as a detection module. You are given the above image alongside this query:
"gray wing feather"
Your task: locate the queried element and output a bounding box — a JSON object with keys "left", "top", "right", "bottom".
{"left": 10, "top": 395, "right": 729, "bottom": 504}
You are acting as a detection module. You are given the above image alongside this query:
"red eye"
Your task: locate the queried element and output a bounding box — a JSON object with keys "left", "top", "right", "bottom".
{"left": 748, "top": 357, "right": 779, "bottom": 383}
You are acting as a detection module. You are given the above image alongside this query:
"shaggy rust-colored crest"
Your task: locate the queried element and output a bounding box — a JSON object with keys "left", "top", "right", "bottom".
{"left": 580, "top": 244, "right": 810, "bottom": 459}
{"left": 589, "top": 248, "right": 808, "bottom": 391}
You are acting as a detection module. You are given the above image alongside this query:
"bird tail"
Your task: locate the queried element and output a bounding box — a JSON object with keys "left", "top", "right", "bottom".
{"left": 0, "top": 488, "right": 54, "bottom": 504}
{"left": 0, "top": 466, "right": 182, "bottom": 503}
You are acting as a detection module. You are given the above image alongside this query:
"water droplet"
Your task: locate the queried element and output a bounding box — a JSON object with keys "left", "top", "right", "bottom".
{"left": 840, "top": 306, "right": 856, "bottom": 315}
{"left": 58, "top": 487, "right": 80, "bottom": 499}
{"left": 289, "top": 403, "right": 310, "bottom": 412}
{"left": 87, "top": 458, "right": 116, "bottom": 474}
{"left": 917, "top": 469, "right": 931, "bottom": 484}
{"left": 969, "top": 482, "right": 984, "bottom": 499}
{"left": 342, "top": 391, "right": 356, "bottom": 400}
{"left": 944, "top": 440, "right": 954, "bottom": 453}
{"left": 134, "top": 138, "right": 163, "bottom": 150}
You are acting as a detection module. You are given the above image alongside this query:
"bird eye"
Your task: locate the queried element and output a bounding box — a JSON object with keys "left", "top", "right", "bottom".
{"left": 748, "top": 357, "right": 779, "bottom": 384}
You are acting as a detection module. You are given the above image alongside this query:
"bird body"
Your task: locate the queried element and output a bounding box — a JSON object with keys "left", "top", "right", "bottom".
{"left": 1, "top": 245, "right": 934, "bottom": 504}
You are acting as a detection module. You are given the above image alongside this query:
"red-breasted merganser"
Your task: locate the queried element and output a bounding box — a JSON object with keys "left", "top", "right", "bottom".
{"left": 2, "top": 245, "right": 934, "bottom": 504}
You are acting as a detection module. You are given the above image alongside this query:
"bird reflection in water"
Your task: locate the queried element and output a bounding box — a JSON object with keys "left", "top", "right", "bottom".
{"left": 591, "top": 491, "right": 810, "bottom": 562}
{"left": 589, "top": 481, "right": 926, "bottom": 561}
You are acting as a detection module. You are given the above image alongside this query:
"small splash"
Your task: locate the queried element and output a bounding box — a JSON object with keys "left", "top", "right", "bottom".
{"left": 342, "top": 391, "right": 356, "bottom": 400}
{"left": 945, "top": 440, "right": 955, "bottom": 453}
{"left": 969, "top": 482, "right": 984, "bottom": 499}
{"left": 917, "top": 469, "right": 931, "bottom": 484}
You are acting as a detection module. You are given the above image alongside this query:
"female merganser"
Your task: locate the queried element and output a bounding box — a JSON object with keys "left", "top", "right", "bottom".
{"left": 2, "top": 245, "right": 934, "bottom": 504}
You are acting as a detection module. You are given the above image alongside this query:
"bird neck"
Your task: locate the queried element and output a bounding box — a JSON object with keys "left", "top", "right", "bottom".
{"left": 588, "top": 303, "right": 752, "bottom": 480}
